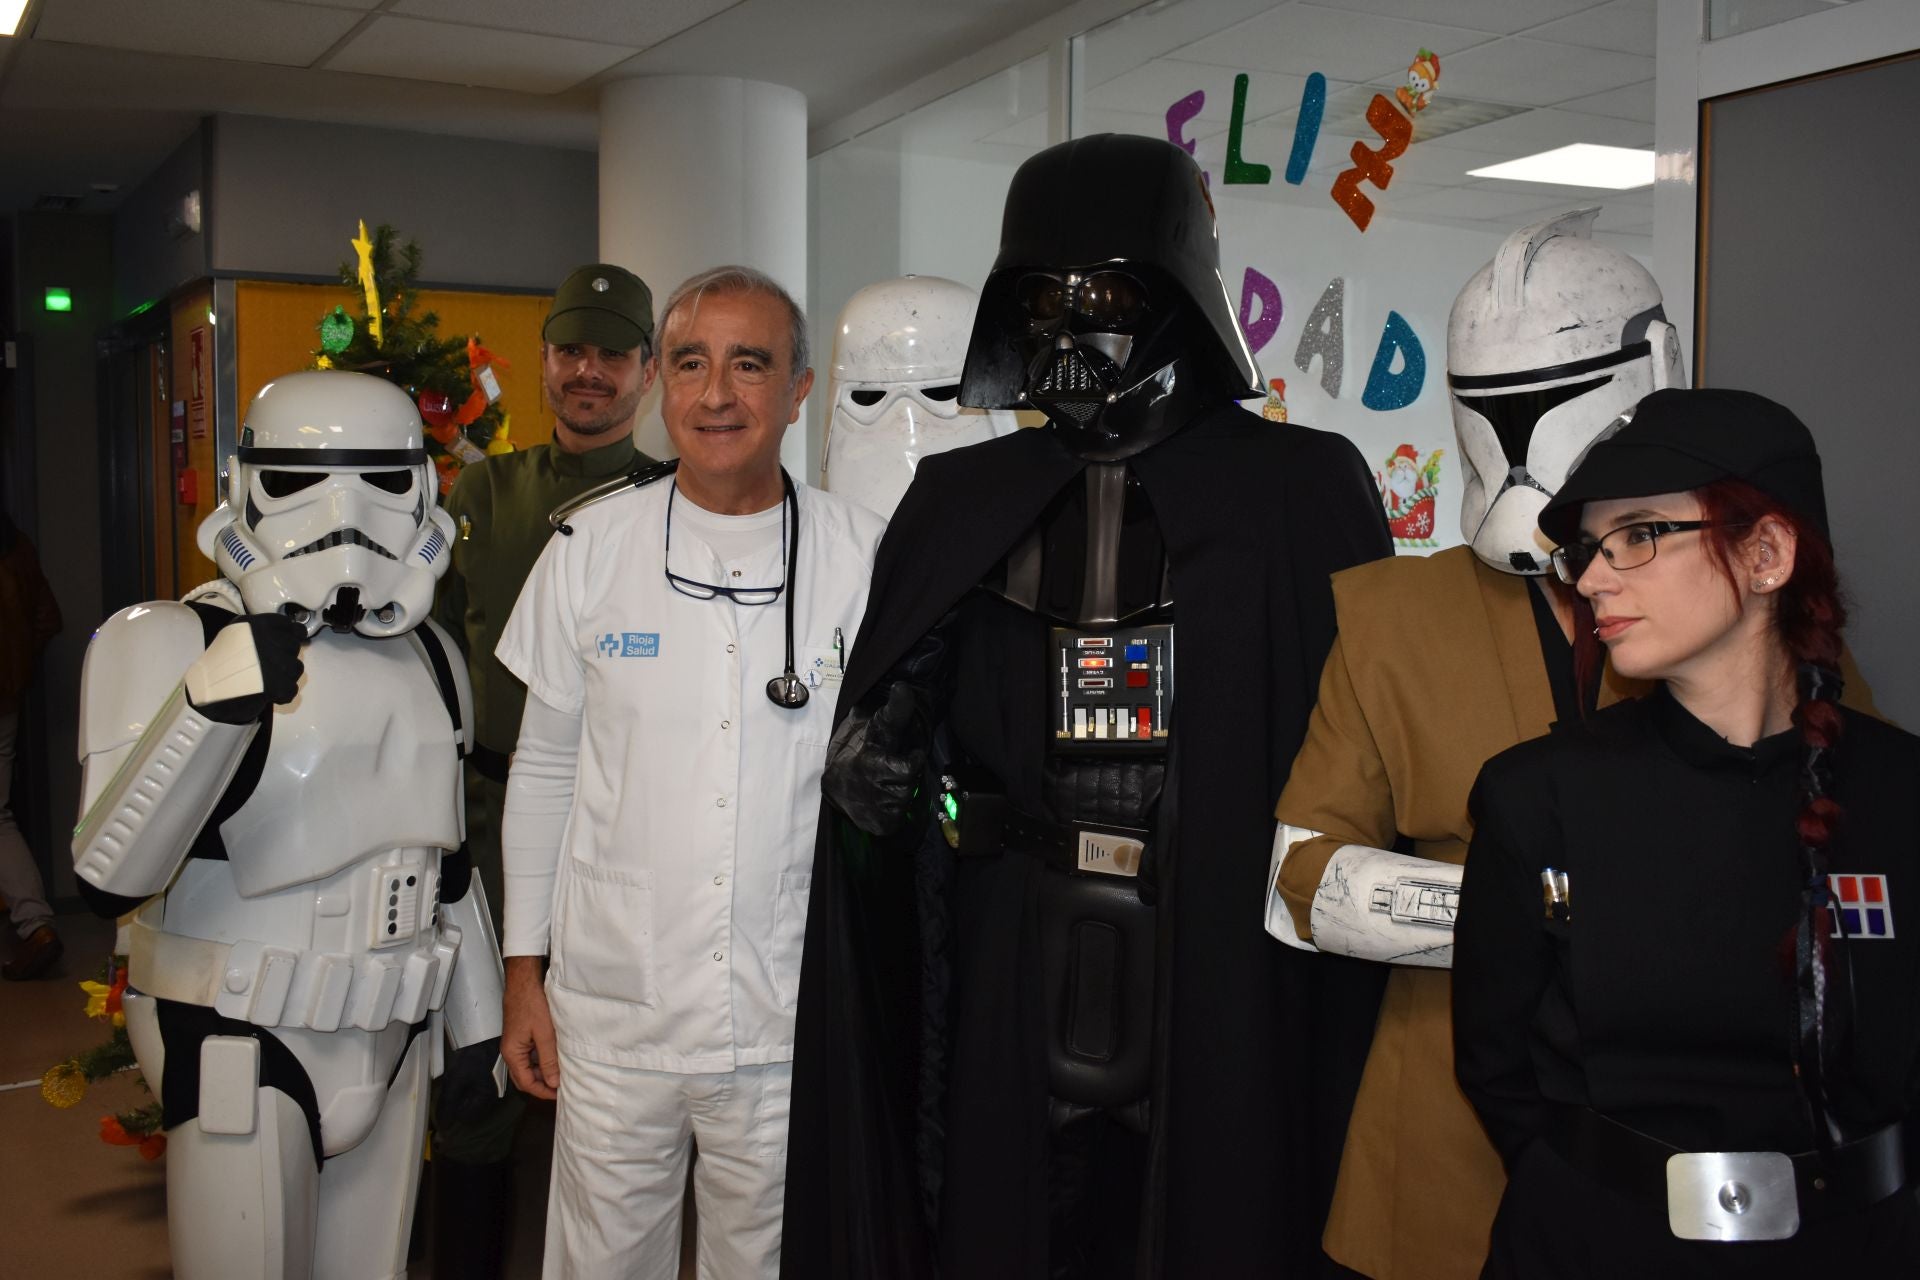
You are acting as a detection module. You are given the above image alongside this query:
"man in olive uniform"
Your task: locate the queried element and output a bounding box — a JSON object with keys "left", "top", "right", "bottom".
{"left": 427, "top": 262, "right": 658, "bottom": 1275}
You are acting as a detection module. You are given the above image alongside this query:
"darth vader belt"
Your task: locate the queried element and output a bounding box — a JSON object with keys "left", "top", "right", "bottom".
{"left": 938, "top": 777, "right": 1147, "bottom": 879}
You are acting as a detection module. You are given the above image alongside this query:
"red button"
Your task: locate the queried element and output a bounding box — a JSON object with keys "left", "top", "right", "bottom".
{"left": 1077, "top": 657, "right": 1111, "bottom": 670}
{"left": 1136, "top": 707, "right": 1152, "bottom": 738}
{"left": 1125, "top": 670, "right": 1149, "bottom": 688}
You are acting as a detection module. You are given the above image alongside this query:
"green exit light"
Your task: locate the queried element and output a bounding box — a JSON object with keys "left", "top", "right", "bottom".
{"left": 43, "top": 288, "right": 72, "bottom": 313}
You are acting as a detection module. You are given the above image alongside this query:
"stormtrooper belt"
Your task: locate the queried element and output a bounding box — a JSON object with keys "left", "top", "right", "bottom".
{"left": 126, "top": 913, "right": 456, "bottom": 1033}
{"left": 944, "top": 782, "right": 1147, "bottom": 880}
{"left": 1545, "top": 1104, "right": 1908, "bottom": 1242}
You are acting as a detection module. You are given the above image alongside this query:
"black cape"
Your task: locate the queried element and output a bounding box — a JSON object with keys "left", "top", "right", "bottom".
{"left": 783, "top": 404, "right": 1394, "bottom": 1277}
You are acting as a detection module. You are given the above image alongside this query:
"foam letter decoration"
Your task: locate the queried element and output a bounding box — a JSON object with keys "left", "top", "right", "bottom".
{"left": 1166, "top": 89, "right": 1208, "bottom": 186}
{"left": 1330, "top": 94, "right": 1414, "bottom": 232}
{"left": 1285, "top": 73, "right": 1326, "bottom": 186}
{"left": 1294, "top": 277, "right": 1345, "bottom": 397}
{"left": 1361, "top": 310, "right": 1425, "bottom": 411}
{"left": 1239, "top": 268, "right": 1283, "bottom": 356}
{"left": 1225, "top": 74, "right": 1273, "bottom": 185}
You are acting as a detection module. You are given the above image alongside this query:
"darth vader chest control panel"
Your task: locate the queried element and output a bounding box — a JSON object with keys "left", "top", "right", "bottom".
{"left": 1051, "top": 622, "right": 1173, "bottom": 750}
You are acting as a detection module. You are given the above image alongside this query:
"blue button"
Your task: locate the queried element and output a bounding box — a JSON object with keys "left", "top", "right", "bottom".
{"left": 1124, "top": 643, "right": 1148, "bottom": 662}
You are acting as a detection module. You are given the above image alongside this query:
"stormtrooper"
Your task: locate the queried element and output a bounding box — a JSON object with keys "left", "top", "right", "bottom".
{"left": 72, "top": 371, "right": 505, "bottom": 1280}
{"left": 784, "top": 134, "right": 1392, "bottom": 1279}
{"left": 819, "top": 274, "right": 1018, "bottom": 518}
{"left": 1262, "top": 209, "right": 1685, "bottom": 1280}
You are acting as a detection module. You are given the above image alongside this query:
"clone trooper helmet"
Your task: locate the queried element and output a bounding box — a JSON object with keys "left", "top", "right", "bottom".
{"left": 959, "top": 134, "right": 1263, "bottom": 461}
{"left": 820, "top": 275, "right": 1018, "bottom": 518}
{"left": 197, "top": 371, "right": 456, "bottom": 637}
{"left": 1448, "top": 208, "right": 1684, "bottom": 575}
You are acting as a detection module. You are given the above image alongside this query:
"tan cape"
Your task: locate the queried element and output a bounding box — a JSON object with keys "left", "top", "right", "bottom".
{"left": 1276, "top": 545, "right": 1876, "bottom": 1280}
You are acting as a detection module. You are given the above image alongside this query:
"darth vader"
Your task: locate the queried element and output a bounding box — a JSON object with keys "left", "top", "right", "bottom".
{"left": 783, "top": 134, "right": 1392, "bottom": 1279}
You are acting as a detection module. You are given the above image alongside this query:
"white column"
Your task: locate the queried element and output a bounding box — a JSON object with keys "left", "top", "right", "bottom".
{"left": 599, "top": 76, "right": 810, "bottom": 471}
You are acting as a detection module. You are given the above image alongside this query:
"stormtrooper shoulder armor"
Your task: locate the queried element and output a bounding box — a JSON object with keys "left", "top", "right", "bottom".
{"left": 73, "top": 600, "right": 257, "bottom": 900}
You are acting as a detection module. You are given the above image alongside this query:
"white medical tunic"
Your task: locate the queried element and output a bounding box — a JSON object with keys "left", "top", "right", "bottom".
{"left": 496, "top": 476, "right": 883, "bottom": 1073}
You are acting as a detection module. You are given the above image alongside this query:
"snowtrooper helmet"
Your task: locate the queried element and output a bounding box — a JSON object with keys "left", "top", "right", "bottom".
{"left": 960, "top": 134, "right": 1262, "bottom": 461}
{"left": 820, "top": 275, "right": 1018, "bottom": 518}
{"left": 197, "top": 371, "right": 456, "bottom": 637}
{"left": 1447, "top": 209, "right": 1684, "bottom": 575}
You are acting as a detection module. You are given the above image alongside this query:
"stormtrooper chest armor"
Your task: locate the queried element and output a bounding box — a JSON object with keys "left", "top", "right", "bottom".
{"left": 212, "top": 628, "right": 462, "bottom": 900}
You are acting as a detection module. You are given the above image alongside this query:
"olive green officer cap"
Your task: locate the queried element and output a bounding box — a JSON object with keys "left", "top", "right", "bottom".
{"left": 543, "top": 264, "right": 655, "bottom": 352}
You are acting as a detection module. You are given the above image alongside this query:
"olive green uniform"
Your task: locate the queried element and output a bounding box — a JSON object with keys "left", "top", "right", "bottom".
{"left": 430, "top": 431, "right": 648, "bottom": 1162}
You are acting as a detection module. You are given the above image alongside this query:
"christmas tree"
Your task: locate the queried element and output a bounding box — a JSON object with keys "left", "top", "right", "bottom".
{"left": 312, "top": 221, "right": 513, "bottom": 495}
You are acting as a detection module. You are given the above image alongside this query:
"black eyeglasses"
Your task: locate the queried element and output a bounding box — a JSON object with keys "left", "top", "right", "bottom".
{"left": 663, "top": 482, "right": 789, "bottom": 606}
{"left": 1550, "top": 520, "right": 1748, "bottom": 584}
{"left": 1015, "top": 271, "right": 1149, "bottom": 332}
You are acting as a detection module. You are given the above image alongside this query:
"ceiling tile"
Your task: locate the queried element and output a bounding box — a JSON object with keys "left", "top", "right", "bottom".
{"left": 323, "top": 14, "right": 639, "bottom": 94}
{"left": 1303, "top": 0, "right": 1600, "bottom": 37}
{"left": 1554, "top": 79, "right": 1655, "bottom": 123}
{"left": 1177, "top": 5, "right": 1500, "bottom": 84}
{"left": 1434, "top": 35, "right": 1654, "bottom": 108}
{"left": 389, "top": 0, "right": 738, "bottom": 50}
{"left": 1080, "top": 0, "right": 1281, "bottom": 88}
{"left": 1526, "top": 0, "right": 1656, "bottom": 56}
{"left": 1087, "top": 57, "right": 1310, "bottom": 125}
{"left": 34, "top": 0, "right": 362, "bottom": 68}
{"left": 1442, "top": 106, "right": 1652, "bottom": 156}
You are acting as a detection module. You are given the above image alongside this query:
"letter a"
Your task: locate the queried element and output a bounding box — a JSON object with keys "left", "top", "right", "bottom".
{"left": 1294, "top": 277, "right": 1345, "bottom": 397}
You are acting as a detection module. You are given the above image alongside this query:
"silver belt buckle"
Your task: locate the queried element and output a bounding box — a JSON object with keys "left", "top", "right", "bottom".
{"left": 1075, "top": 827, "right": 1144, "bottom": 878}
{"left": 1666, "top": 1151, "right": 1799, "bottom": 1241}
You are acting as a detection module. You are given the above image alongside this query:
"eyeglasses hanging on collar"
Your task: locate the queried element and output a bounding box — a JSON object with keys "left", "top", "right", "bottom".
{"left": 663, "top": 479, "right": 790, "bottom": 605}
{"left": 661, "top": 468, "right": 811, "bottom": 710}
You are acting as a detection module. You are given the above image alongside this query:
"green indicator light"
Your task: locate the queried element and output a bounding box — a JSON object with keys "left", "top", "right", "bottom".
{"left": 126, "top": 298, "right": 157, "bottom": 319}
{"left": 43, "top": 288, "right": 72, "bottom": 313}
{"left": 941, "top": 793, "right": 960, "bottom": 822}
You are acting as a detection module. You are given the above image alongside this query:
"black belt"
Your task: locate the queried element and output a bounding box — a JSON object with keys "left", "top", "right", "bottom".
{"left": 949, "top": 786, "right": 1147, "bottom": 878}
{"left": 470, "top": 744, "right": 510, "bottom": 785}
{"left": 1545, "top": 1104, "right": 1908, "bottom": 1227}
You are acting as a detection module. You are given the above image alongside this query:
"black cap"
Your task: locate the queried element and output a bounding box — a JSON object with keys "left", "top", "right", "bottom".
{"left": 544, "top": 264, "right": 654, "bottom": 352}
{"left": 1539, "top": 387, "right": 1827, "bottom": 545}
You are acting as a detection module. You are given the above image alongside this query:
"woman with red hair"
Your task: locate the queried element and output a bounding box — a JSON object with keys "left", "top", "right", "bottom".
{"left": 1453, "top": 388, "right": 1920, "bottom": 1275}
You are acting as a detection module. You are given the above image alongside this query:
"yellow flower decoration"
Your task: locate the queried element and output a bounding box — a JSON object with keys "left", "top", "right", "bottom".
{"left": 316, "top": 354, "right": 333, "bottom": 370}
{"left": 80, "top": 978, "right": 112, "bottom": 1020}
{"left": 42, "top": 1061, "right": 86, "bottom": 1109}
{"left": 486, "top": 413, "right": 514, "bottom": 456}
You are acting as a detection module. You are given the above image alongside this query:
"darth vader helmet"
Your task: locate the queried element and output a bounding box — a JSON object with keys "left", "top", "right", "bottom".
{"left": 820, "top": 275, "right": 1018, "bottom": 517}
{"left": 198, "top": 371, "right": 455, "bottom": 637}
{"left": 1448, "top": 208, "right": 1684, "bottom": 575}
{"left": 959, "top": 134, "right": 1262, "bottom": 461}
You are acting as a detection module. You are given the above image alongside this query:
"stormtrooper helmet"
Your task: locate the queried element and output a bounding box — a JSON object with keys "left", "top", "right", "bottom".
{"left": 820, "top": 275, "right": 1018, "bottom": 518}
{"left": 1448, "top": 209, "right": 1684, "bottom": 575}
{"left": 959, "top": 134, "right": 1263, "bottom": 461}
{"left": 197, "top": 371, "right": 456, "bottom": 637}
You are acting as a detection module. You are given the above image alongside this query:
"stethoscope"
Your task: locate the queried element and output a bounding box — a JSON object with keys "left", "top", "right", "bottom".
{"left": 548, "top": 459, "right": 808, "bottom": 711}
{"left": 762, "top": 469, "right": 809, "bottom": 710}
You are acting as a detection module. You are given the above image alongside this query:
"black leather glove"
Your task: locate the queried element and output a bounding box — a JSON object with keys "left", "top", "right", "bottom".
{"left": 437, "top": 1036, "right": 507, "bottom": 1128}
{"left": 823, "top": 682, "right": 929, "bottom": 837}
{"left": 189, "top": 613, "right": 308, "bottom": 725}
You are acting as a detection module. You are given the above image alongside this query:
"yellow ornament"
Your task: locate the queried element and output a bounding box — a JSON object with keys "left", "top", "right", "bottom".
{"left": 41, "top": 1060, "right": 86, "bottom": 1109}
{"left": 351, "top": 219, "right": 384, "bottom": 347}
{"left": 316, "top": 354, "right": 333, "bottom": 370}
{"left": 486, "top": 413, "right": 514, "bottom": 455}
{"left": 80, "top": 978, "right": 112, "bottom": 1020}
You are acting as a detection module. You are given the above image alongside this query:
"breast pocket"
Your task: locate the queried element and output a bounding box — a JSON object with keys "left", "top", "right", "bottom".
{"left": 552, "top": 858, "right": 656, "bottom": 1008}
{"left": 771, "top": 871, "right": 812, "bottom": 1009}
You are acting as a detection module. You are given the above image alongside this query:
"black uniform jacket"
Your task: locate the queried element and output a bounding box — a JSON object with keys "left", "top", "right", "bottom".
{"left": 1454, "top": 689, "right": 1920, "bottom": 1274}
{"left": 782, "top": 404, "right": 1394, "bottom": 1278}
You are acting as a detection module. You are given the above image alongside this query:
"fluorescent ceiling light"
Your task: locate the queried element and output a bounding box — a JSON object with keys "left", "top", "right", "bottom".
{"left": 0, "top": 0, "right": 27, "bottom": 38}
{"left": 1468, "top": 144, "right": 1655, "bottom": 190}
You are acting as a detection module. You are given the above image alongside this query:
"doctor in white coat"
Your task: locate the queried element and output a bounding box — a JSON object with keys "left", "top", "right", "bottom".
{"left": 496, "top": 265, "right": 884, "bottom": 1279}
